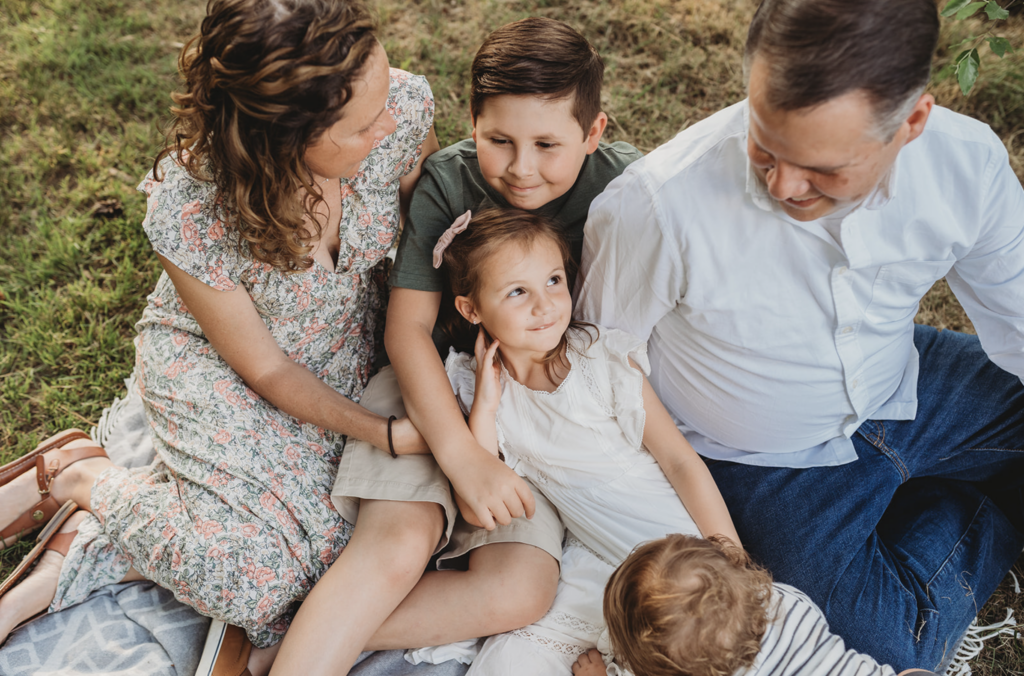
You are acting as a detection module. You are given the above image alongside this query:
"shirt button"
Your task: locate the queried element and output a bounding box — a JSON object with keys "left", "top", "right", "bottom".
{"left": 851, "top": 379, "right": 859, "bottom": 389}
{"left": 842, "top": 326, "right": 853, "bottom": 334}
{"left": 837, "top": 266, "right": 848, "bottom": 276}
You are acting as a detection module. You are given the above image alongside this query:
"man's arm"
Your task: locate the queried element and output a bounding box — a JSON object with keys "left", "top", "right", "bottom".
{"left": 576, "top": 168, "right": 686, "bottom": 339}
{"left": 946, "top": 141, "right": 1024, "bottom": 383}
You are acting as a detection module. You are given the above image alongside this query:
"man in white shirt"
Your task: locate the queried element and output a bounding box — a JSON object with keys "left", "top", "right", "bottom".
{"left": 577, "top": 0, "right": 1024, "bottom": 671}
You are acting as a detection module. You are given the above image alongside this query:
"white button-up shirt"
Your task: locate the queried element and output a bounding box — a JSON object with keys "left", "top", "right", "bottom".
{"left": 577, "top": 101, "right": 1024, "bottom": 468}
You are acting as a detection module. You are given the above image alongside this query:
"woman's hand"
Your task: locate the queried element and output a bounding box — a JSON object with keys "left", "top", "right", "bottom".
{"left": 472, "top": 327, "right": 502, "bottom": 414}
{"left": 388, "top": 416, "right": 430, "bottom": 455}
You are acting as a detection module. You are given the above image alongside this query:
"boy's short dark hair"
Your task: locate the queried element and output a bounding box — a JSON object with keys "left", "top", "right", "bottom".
{"left": 470, "top": 17, "right": 604, "bottom": 137}
{"left": 605, "top": 534, "right": 773, "bottom": 676}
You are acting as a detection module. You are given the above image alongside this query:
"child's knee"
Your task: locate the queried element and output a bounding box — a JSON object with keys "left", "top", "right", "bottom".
{"left": 471, "top": 543, "right": 559, "bottom": 626}
{"left": 354, "top": 500, "right": 444, "bottom": 582}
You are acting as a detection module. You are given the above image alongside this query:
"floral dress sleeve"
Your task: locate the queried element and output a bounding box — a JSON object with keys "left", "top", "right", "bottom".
{"left": 374, "top": 69, "right": 435, "bottom": 182}
{"left": 137, "top": 158, "right": 242, "bottom": 291}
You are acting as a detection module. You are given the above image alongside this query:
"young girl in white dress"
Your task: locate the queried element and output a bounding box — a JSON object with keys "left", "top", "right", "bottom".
{"left": 432, "top": 207, "right": 741, "bottom": 674}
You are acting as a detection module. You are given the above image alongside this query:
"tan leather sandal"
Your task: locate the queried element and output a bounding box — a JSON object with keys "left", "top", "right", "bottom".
{"left": 196, "top": 620, "right": 254, "bottom": 676}
{"left": 0, "top": 429, "right": 107, "bottom": 548}
{"left": 0, "top": 499, "right": 79, "bottom": 599}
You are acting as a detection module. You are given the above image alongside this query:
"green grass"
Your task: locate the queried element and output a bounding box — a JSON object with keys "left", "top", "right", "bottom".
{"left": 2, "top": 0, "right": 1024, "bottom": 671}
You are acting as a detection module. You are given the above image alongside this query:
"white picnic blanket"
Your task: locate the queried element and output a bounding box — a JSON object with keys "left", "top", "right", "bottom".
{"left": 0, "top": 373, "right": 468, "bottom": 676}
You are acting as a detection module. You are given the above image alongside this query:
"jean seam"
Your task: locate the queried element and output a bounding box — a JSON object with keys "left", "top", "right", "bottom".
{"left": 863, "top": 422, "right": 910, "bottom": 483}
{"left": 966, "top": 446, "right": 1024, "bottom": 453}
{"left": 925, "top": 497, "right": 986, "bottom": 595}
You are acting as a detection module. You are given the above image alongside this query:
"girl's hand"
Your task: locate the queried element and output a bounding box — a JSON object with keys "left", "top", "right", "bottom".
{"left": 472, "top": 327, "right": 502, "bottom": 414}
{"left": 388, "top": 416, "right": 430, "bottom": 455}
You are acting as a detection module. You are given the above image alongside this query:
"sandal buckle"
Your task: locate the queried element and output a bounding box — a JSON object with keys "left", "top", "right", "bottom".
{"left": 37, "top": 460, "right": 60, "bottom": 496}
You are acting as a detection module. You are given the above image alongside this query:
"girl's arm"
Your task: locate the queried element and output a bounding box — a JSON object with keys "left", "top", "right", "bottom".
{"left": 158, "top": 253, "right": 426, "bottom": 452}
{"left": 384, "top": 288, "right": 536, "bottom": 530}
{"left": 633, "top": 359, "right": 741, "bottom": 546}
{"left": 451, "top": 329, "right": 503, "bottom": 527}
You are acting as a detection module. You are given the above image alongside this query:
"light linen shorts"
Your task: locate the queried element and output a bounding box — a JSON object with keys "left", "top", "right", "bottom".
{"left": 331, "top": 366, "right": 564, "bottom": 567}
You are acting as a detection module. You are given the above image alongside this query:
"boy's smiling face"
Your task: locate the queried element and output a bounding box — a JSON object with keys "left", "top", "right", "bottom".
{"left": 472, "top": 94, "right": 607, "bottom": 210}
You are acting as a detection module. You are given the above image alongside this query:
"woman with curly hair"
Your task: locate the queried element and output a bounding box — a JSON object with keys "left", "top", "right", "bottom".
{"left": 0, "top": 0, "right": 465, "bottom": 672}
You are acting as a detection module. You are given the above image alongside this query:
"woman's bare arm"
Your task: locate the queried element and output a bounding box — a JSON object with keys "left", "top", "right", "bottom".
{"left": 158, "top": 253, "right": 425, "bottom": 451}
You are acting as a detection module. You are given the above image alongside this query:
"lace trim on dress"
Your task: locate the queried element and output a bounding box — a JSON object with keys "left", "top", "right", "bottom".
{"left": 548, "top": 612, "right": 603, "bottom": 636}
{"left": 507, "top": 628, "right": 590, "bottom": 657}
{"left": 576, "top": 351, "right": 617, "bottom": 419}
{"left": 565, "top": 533, "right": 615, "bottom": 567}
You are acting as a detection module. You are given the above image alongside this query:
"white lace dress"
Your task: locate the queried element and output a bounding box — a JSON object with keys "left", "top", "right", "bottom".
{"left": 444, "top": 327, "right": 702, "bottom": 674}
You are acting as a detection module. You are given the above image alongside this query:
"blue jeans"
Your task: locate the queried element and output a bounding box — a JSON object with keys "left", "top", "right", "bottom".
{"left": 706, "top": 325, "right": 1024, "bottom": 672}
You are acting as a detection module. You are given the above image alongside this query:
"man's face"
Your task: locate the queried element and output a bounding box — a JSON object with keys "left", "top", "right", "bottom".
{"left": 746, "top": 56, "right": 911, "bottom": 222}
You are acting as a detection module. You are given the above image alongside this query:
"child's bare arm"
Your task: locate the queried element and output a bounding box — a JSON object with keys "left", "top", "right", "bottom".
{"left": 385, "top": 288, "right": 536, "bottom": 529}
{"left": 633, "top": 358, "right": 741, "bottom": 546}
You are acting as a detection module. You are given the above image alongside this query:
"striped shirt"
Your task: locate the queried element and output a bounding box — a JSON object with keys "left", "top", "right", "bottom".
{"left": 744, "top": 584, "right": 899, "bottom": 676}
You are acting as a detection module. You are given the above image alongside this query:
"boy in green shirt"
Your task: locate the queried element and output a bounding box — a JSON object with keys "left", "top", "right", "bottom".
{"left": 329, "top": 16, "right": 641, "bottom": 665}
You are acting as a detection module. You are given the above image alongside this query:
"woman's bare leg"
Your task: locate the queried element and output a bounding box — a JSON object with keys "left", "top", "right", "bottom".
{"left": 248, "top": 642, "right": 282, "bottom": 676}
{"left": 0, "top": 510, "right": 143, "bottom": 643}
{"left": 270, "top": 498, "right": 444, "bottom": 676}
{"left": 0, "top": 437, "right": 115, "bottom": 536}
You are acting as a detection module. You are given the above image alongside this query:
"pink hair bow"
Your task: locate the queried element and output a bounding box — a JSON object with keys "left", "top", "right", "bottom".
{"left": 432, "top": 210, "right": 472, "bottom": 269}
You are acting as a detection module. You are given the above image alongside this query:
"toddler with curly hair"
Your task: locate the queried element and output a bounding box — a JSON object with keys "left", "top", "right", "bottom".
{"left": 575, "top": 534, "right": 939, "bottom": 676}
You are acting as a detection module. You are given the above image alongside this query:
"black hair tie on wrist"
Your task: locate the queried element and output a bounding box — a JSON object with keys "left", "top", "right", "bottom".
{"left": 387, "top": 415, "right": 398, "bottom": 458}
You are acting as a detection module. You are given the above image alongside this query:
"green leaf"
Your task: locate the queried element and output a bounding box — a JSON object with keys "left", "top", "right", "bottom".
{"left": 949, "top": 35, "right": 977, "bottom": 50}
{"left": 934, "top": 62, "right": 957, "bottom": 82}
{"left": 941, "top": 0, "right": 974, "bottom": 16}
{"left": 955, "top": 1, "right": 987, "bottom": 19}
{"left": 986, "top": 36, "right": 1014, "bottom": 56}
{"left": 956, "top": 48, "right": 981, "bottom": 95}
{"left": 984, "top": 1, "right": 1010, "bottom": 19}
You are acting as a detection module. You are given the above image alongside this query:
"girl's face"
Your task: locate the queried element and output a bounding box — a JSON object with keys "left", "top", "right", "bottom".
{"left": 303, "top": 42, "right": 397, "bottom": 182}
{"left": 456, "top": 236, "right": 572, "bottom": 360}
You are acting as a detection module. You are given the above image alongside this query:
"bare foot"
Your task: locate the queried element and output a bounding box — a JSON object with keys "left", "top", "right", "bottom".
{"left": 0, "top": 438, "right": 112, "bottom": 546}
{"left": 249, "top": 642, "right": 282, "bottom": 676}
{"left": 572, "top": 649, "right": 608, "bottom": 676}
{"left": 0, "top": 510, "right": 88, "bottom": 643}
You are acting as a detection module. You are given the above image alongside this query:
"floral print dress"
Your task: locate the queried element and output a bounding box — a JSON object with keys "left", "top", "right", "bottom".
{"left": 51, "top": 70, "right": 434, "bottom": 648}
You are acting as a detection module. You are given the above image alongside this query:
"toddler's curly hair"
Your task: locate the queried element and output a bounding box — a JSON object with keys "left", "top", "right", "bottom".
{"left": 604, "top": 534, "right": 773, "bottom": 676}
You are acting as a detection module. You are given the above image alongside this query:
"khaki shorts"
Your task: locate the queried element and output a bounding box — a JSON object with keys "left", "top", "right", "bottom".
{"left": 332, "top": 366, "right": 564, "bottom": 567}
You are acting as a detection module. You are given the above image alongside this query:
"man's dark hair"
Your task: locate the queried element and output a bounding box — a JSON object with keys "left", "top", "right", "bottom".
{"left": 470, "top": 17, "right": 604, "bottom": 137}
{"left": 745, "top": 0, "right": 938, "bottom": 139}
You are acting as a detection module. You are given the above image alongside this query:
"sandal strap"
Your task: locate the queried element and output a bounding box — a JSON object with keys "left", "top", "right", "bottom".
{"left": 44, "top": 530, "right": 78, "bottom": 557}
{"left": 0, "top": 429, "right": 92, "bottom": 487}
{"left": 35, "top": 445, "right": 107, "bottom": 496}
{"left": 0, "top": 496, "right": 61, "bottom": 542}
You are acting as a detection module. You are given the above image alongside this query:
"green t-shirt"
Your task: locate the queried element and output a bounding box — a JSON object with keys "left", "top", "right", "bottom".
{"left": 390, "top": 138, "right": 643, "bottom": 292}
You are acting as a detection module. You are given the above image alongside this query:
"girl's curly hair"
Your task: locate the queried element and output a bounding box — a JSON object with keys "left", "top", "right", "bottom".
{"left": 438, "top": 207, "right": 594, "bottom": 383}
{"left": 154, "top": 0, "right": 378, "bottom": 271}
{"left": 605, "top": 534, "right": 774, "bottom": 676}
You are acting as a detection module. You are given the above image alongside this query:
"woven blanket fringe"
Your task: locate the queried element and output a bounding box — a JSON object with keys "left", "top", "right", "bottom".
{"left": 91, "top": 370, "right": 139, "bottom": 447}
{"left": 945, "top": 571, "right": 1020, "bottom": 676}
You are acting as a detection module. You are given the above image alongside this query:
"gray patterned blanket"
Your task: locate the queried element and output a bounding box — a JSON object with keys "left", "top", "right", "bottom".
{"left": 0, "top": 375, "right": 467, "bottom": 676}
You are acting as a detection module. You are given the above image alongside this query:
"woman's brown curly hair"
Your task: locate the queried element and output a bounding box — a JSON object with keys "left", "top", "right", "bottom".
{"left": 605, "top": 534, "right": 774, "bottom": 676}
{"left": 154, "top": 0, "right": 378, "bottom": 271}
